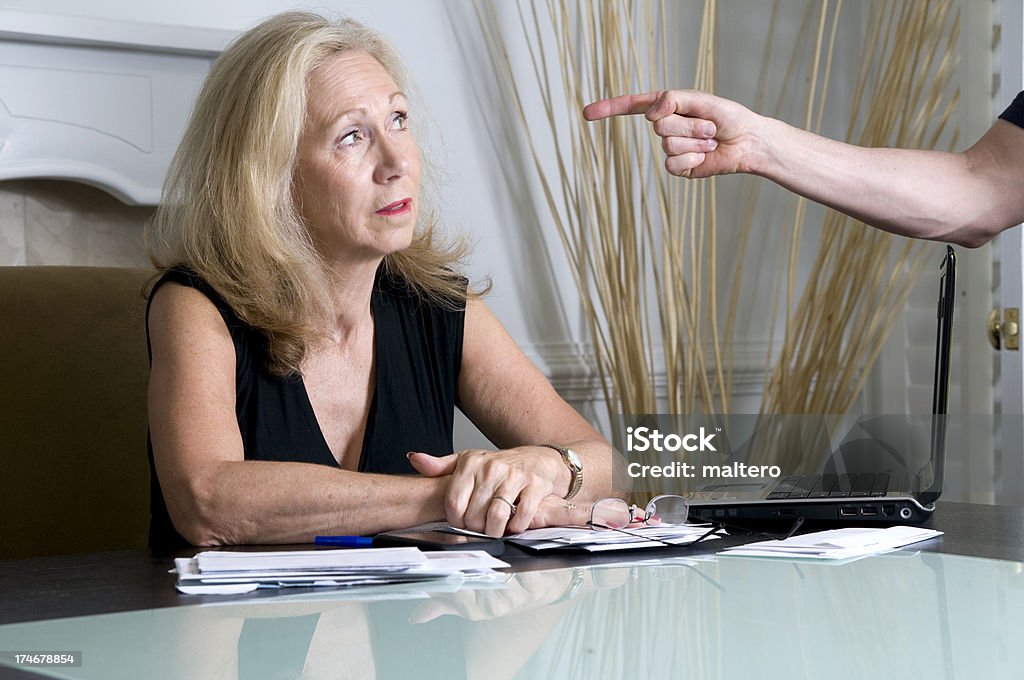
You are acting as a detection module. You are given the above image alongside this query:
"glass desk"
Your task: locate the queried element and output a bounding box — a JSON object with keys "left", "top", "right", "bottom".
{"left": 1, "top": 502, "right": 1023, "bottom": 679}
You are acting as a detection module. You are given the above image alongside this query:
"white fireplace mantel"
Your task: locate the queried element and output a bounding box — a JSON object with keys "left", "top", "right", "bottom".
{"left": 0, "top": 9, "right": 236, "bottom": 205}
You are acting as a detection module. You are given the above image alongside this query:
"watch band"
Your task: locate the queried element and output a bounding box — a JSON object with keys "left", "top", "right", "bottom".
{"left": 542, "top": 444, "right": 584, "bottom": 501}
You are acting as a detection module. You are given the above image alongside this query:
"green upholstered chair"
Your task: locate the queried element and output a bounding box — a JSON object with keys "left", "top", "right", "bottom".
{"left": 0, "top": 266, "right": 154, "bottom": 559}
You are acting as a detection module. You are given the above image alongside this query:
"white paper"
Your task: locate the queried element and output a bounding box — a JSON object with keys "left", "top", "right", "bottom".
{"left": 497, "top": 524, "right": 720, "bottom": 551}
{"left": 194, "top": 547, "right": 426, "bottom": 573}
{"left": 718, "top": 526, "right": 943, "bottom": 561}
{"left": 175, "top": 549, "right": 509, "bottom": 595}
{"left": 176, "top": 583, "right": 259, "bottom": 595}
{"left": 413, "top": 550, "right": 510, "bottom": 571}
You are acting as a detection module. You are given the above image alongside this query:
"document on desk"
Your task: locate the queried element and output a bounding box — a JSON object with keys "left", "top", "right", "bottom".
{"left": 174, "top": 548, "right": 510, "bottom": 595}
{"left": 492, "top": 524, "right": 720, "bottom": 552}
{"left": 717, "top": 526, "right": 943, "bottom": 561}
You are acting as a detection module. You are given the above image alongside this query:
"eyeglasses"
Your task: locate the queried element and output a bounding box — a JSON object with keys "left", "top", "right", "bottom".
{"left": 586, "top": 496, "right": 806, "bottom": 548}
{"left": 589, "top": 495, "right": 690, "bottom": 530}
{"left": 586, "top": 495, "right": 716, "bottom": 547}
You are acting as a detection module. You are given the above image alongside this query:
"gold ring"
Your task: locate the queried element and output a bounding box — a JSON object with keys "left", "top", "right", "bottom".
{"left": 492, "top": 495, "right": 517, "bottom": 516}
{"left": 564, "top": 502, "right": 576, "bottom": 510}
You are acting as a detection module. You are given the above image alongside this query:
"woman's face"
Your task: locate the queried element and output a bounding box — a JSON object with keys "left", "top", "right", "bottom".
{"left": 294, "top": 50, "right": 421, "bottom": 264}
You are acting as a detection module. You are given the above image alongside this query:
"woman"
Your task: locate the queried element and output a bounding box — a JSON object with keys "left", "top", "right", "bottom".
{"left": 145, "top": 11, "right": 616, "bottom": 548}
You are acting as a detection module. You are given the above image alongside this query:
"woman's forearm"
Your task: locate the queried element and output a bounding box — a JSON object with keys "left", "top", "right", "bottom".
{"left": 164, "top": 461, "right": 447, "bottom": 546}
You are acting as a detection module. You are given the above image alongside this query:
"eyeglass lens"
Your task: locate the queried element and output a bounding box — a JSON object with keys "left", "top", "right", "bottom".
{"left": 591, "top": 498, "right": 633, "bottom": 529}
{"left": 645, "top": 495, "right": 689, "bottom": 525}
{"left": 591, "top": 495, "right": 690, "bottom": 529}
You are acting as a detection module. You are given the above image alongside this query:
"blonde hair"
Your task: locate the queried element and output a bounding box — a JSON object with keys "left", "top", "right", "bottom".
{"left": 146, "top": 11, "right": 479, "bottom": 375}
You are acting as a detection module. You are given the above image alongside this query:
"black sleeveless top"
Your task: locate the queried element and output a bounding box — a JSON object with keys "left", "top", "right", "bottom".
{"left": 146, "top": 268, "right": 465, "bottom": 550}
{"left": 999, "top": 91, "right": 1024, "bottom": 128}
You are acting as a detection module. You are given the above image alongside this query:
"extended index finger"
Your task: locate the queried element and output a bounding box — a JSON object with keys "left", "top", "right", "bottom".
{"left": 583, "top": 91, "right": 661, "bottom": 121}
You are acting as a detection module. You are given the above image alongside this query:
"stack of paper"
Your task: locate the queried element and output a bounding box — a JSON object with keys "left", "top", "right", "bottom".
{"left": 174, "top": 547, "right": 509, "bottom": 595}
{"left": 718, "top": 526, "right": 943, "bottom": 561}
{"left": 498, "top": 524, "right": 720, "bottom": 552}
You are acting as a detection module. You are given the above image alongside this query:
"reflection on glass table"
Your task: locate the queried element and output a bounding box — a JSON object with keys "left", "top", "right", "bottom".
{"left": 0, "top": 550, "right": 1021, "bottom": 679}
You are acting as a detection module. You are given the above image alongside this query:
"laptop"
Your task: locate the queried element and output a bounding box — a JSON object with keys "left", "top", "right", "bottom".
{"left": 687, "top": 246, "right": 955, "bottom": 524}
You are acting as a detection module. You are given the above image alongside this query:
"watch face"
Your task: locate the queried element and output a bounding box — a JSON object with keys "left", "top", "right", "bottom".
{"left": 566, "top": 449, "right": 582, "bottom": 470}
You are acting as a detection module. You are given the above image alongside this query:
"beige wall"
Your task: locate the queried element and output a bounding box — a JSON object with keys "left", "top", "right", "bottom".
{"left": 0, "top": 181, "right": 151, "bottom": 267}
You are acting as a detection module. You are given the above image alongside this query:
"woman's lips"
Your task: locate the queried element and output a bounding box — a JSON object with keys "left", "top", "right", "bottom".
{"left": 375, "top": 198, "right": 412, "bottom": 216}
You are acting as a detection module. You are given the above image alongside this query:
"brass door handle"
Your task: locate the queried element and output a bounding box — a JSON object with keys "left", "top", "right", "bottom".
{"left": 989, "top": 308, "right": 1021, "bottom": 351}
{"left": 988, "top": 308, "right": 1002, "bottom": 350}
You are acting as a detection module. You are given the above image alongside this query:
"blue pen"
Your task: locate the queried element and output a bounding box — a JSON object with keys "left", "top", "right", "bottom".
{"left": 314, "top": 535, "right": 374, "bottom": 548}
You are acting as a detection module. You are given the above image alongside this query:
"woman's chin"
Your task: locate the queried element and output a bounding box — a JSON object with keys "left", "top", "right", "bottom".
{"left": 384, "top": 226, "right": 416, "bottom": 254}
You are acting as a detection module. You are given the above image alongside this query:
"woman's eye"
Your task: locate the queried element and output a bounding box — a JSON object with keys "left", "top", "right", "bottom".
{"left": 338, "top": 129, "right": 363, "bottom": 147}
{"left": 391, "top": 112, "right": 409, "bottom": 130}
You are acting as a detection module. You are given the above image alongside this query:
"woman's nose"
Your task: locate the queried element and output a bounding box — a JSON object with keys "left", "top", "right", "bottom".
{"left": 373, "top": 136, "right": 412, "bottom": 184}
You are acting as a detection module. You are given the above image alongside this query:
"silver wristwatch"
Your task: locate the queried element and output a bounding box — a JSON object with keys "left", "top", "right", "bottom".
{"left": 542, "top": 444, "right": 584, "bottom": 501}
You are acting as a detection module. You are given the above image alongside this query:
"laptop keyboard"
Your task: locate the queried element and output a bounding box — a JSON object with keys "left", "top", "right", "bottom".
{"left": 766, "top": 473, "right": 891, "bottom": 499}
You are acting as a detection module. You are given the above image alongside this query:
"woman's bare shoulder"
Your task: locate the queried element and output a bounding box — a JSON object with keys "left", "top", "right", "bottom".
{"left": 148, "top": 280, "right": 234, "bottom": 358}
